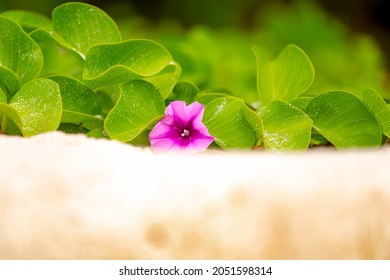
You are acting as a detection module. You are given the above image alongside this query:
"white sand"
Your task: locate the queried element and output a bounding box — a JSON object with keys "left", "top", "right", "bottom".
{"left": 1, "top": 131, "right": 389, "bottom": 259}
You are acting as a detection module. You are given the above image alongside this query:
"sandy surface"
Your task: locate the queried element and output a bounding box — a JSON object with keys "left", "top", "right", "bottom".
{"left": 1, "top": 131, "right": 390, "bottom": 259}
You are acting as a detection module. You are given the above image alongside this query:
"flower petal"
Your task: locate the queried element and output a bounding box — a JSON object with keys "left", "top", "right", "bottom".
{"left": 150, "top": 137, "right": 177, "bottom": 150}
{"left": 185, "top": 101, "right": 205, "bottom": 124}
{"left": 171, "top": 139, "right": 190, "bottom": 150}
{"left": 191, "top": 136, "right": 214, "bottom": 151}
{"left": 171, "top": 138, "right": 209, "bottom": 152}
{"left": 165, "top": 100, "right": 187, "bottom": 126}
{"left": 149, "top": 118, "right": 176, "bottom": 140}
{"left": 192, "top": 121, "right": 213, "bottom": 137}
{"left": 149, "top": 100, "right": 214, "bottom": 153}
{"left": 191, "top": 123, "right": 214, "bottom": 150}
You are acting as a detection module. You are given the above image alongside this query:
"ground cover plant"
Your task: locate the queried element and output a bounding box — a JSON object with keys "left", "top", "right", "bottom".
{"left": 0, "top": 2, "right": 389, "bottom": 152}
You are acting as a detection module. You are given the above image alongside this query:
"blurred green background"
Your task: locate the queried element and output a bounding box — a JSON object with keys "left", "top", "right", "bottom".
{"left": 0, "top": 0, "right": 387, "bottom": 51}
{"left": 1, "top": 0, "right": 389, "bottom": 101}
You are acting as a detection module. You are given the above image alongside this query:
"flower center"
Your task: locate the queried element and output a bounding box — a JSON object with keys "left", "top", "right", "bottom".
{"left": 180, "top": 128, "right": 191, "bottom": 138}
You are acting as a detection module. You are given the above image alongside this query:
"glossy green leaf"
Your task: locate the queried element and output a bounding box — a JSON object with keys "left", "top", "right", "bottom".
{"left": 0, "top": 89, "right": 6, "bottom": 103}
{"left": 362, "top": 88, "right": 390, "bottom": 137}
{"left": 28, "top": 13, "right": 85, "bottom": 69}
{"left": 10, "top": 78, "right": 62, "bottom": 136}
{"left": 0, "top": 16, "right": 43, "bottom": 85}
{"left": 1, "top": 10, "right": 52, "bottom": 32}
{"left": 29, "top": 28, "right": 85, "bottom": 62}
{"left": 48, "top": 76, "right": 101, "bottom": 114}
{"left": 127, "top": 130, "right": 151, "bottom": 146}
{"left": 288, "top": 97, "right": 326, "bottom": 146}
{"left": 242, "top": 104, "right": 264, "bottom": 146}
{"left": 144, "top": 62, "right": 181, "bottom": 99}
{"left": 305, "top": 91, "right": 382, "bottom": 148}
{"left": 289, "top": 98, "right": 328, "bottom": 146}
{"left": 195, "top": 92, "right": 230, "bottom": 105}
{"left": 96, "top": 84, "right": 122, "bottom": 115}
{"left": 37, "top": 44, "right": 84, "bottom": 80}
{"left": 0, "top": 66, "right": 21, "bottom": 97}
{"left": 171, "top": 81, "right": 199, "bottom": 104}
{"left": 0, "top": 103, "right": 22, "bottom": 134}
{"left": 253, "top": 44, "right": 314, "bottom": 105}
{"left": 289, "top": 96, "right": 313, "bottom": 112}
{"left": 48, "top": 76, "right": 103, "bottom": 125}
{"left": 83, "top": 39, "right": 175, "bottom": 90}
{"left": 60, "top": 111, "right": 103, "bottom": 125}
{"left": 104, "top": 80, "right": 165, "bottom": 142}
{"left": 203, "top": 97, "right": 257, "bottom": 149}
{"left": 52, "top": 2, "right": 121, "bottom": 56}
{"left": 258, "top": 100, "right": 312, "bottom": 151}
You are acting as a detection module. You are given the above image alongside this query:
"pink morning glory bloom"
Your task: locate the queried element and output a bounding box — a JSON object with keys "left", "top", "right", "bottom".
{"left": 149, "top": 101, "right": 214, "bottom": 152}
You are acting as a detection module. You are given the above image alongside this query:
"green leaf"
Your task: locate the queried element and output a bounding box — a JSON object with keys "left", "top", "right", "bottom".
{"left": 10, "top": 78, "right": 62, "bottom": 136}
{"left": 242, "top": 105, "right": 264, "bottom": 146}
{"left": 52, "top": 2, "right": 121, "bottom": 56}
{"left": 144, "top": 62, "right": 181, "bottom": 99}
{"left": 253, "top": 44, "right": 314, "bottom": 105}
{"left": 1, "top": 10, "right": 52, "bottom": 32}
{"left": 48, "top": 76, "right": 101, "bottom": 114}
{"left": 289, "top": 97, "right": 329, "bottom": 146}
{"left": 203, "top": 97, "right": 257, "bottom": 149}
{"left": 305, "top": 91, "right": 382, "bottom": 148}
{"left": 28, "top": 14, "right": 85, "bottom": 70}
{"left": 104, "top": 80, "right": 165, "bottom": 142}
{"left": 362, "top": 88, "right": 390, "bottom": 138}
{"left": 29, "top": 28, "right": 85, "bottom": 62}
{"left": 0, "top": 88, "right": 6, "bottom": 103}
{"left": 96, "top": 84, "right": 122, "bottom": 115}
{"left": 258, "top": 100, "right": 312, "bottom": 151}
{"left": 0, "top": 66, "right": 21, "bottom": 97}
{"left": 29, "top": 3, "right": 119, "bottom": 62}
{"left": 0, "top": 102, "right": 22, "bottom": 134}
{"left": 194, "top": 91, "right": 231, "bottom": 105}
{"left": 289, "top": 96, "right": 313, "bottom": 112}
{"left": 83, "top": 39, "right": 175, "bottom": 90}
{"left": 127, "top": 130, "right": 151, "bottom": 146}
{"left": 0, "top": 16, "right": 43, "bottom": 85}
{"left": 36, "top": 43, "right": 84, "bottom": 80}
{"left": 60, "top": 111, "right": 103, "bottom": 125}
{"left": 48, "top": 76, "right": 103, "bottom": 125}
{"left": 171, "top": 81, "right": 199, "bottom": 104}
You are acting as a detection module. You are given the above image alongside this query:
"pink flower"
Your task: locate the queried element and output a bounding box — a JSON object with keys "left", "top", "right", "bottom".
{"left": 149, "top": 101, "right": 214, "bottom": 152}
